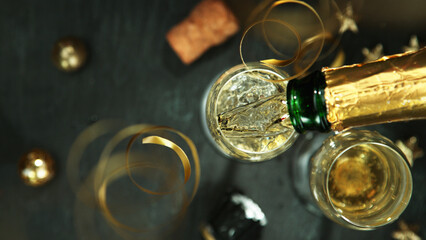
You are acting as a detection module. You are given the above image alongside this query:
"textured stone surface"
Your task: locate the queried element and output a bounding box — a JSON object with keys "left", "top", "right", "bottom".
{"left": 0, "top": 0, "right": 425, "bottom": 239}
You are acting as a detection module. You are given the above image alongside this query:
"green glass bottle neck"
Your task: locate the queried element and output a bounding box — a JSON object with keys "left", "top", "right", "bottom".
{"left": 287, "top": 70, "right": 331, "bottom": 133}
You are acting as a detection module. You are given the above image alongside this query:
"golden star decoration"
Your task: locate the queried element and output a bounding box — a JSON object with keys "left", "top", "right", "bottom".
{"left": 362, "top": 43, "right": 384, "bottom": 62}
{"left": 336, "top": 2, "right": 358, "bottom": 34}
{"left": 396, "top": 136, "right": 424, "bottom": 167}
{"left": 402, "top": 35, "right": 420, "bottom": 53}
{"left": 392, "top": 221, "right": 421, "bottom": 240}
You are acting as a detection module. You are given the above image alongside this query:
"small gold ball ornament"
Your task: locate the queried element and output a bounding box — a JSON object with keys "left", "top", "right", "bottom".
{"left": 18, "top": 149, "right": 55, "bottom": 187}
{"left": 51, "top": 36, "right": 87, "bottom": 72}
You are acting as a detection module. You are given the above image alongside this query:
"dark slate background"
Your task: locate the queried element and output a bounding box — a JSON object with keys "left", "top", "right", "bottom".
{"left": 0, "top": 0, "right": 425, "bottom": 239}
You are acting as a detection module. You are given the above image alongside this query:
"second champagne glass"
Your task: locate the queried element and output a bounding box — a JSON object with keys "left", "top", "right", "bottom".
{"left": 292, "top": 129, "right": 412, "bottom": 230}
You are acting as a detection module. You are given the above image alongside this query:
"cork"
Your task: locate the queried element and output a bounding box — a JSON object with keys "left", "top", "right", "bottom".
{"left": 166, "top": 0, "right": 239, "bottom": 65}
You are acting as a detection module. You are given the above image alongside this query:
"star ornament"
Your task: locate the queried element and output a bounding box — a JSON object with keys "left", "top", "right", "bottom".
{"left": 395, "top": 136, "right": 424, "bottom": 167}
{"left": 336, "top": 2, "right": 359, "bottom": 34}
{"left": 402, "top": 35, "right": 420, "bottom": 53}
{"left": 362, "top": 44, "right": 384, "bottom": 62}
{"left": 392, "top": 221, "right": 421, "bottom": 240}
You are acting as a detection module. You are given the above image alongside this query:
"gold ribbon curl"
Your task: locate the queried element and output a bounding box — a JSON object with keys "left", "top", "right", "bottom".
{"left": 67, "top": 120, "right": 126, "bottom": 205}
{"left": 142, "top": 136, "right": 191, "bottom": 183}
{"left": 97, "top": 161, "right": 189, "bottom": 234}
{"left": 239, "top": 19, "right": 302, "bottom": 68}
{"left": 125, "top": 125, "right": 199, "bottom": 197}
{"left": 240, "top": 0, "right": 326, "bottom": 83}
{"left": 67, "top": 121, "right": 200, "bottom": 238}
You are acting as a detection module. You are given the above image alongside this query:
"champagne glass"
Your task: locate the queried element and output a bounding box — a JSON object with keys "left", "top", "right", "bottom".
{"left": 291, "top": 129, "right": 412, "bottom": 230}
{"left": 201, "top": 62, "right": 298, "bottom": 162}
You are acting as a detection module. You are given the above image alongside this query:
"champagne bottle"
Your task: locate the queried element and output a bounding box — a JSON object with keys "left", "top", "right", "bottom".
{"left": 219, "top": 48, "right": 426, "bottom": 135}
{"left": 289, "top": 47, "right": 426, "bottom": 133}
{"left": 200, "top": 191, "right": 267, "bottom": 240}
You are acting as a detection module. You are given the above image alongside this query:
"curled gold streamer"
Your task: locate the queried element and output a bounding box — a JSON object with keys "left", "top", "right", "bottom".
{"left": 259, "top": 20, "right": 301, "bottom": 66}
{"left": 67, "top": 121, "right": 200, "bottom": 238}
{"left": 292, "top": 31, "right": 334, "bottom": 74}
{"left": 75, "top": 152, "right": 185, "bottom": 239}
{"left": 304, "top": 0, "right": 344, "bottom": 63}
{"left": 97, "top": 161, "right": 188, "bottom": 233}
{"left": 240, "top": 0, "right": 326, "bottom": 82}
{"left": 93, "top": 124, "right": 153, "bottom": 196}
{"left": 266, "top": 0, "right": 325, "bottom": 76}
{"left": 239, "top": 18, "right": 302, "bottom": 70}
{"left": 67, "top": 120, "right": 125, "bottom": 204}
{"left": 142, "top": 136, "right": 191, "bottom": 183}
{"left": 125, "top": 126, "right": 200, "bottom": 197}
{"left": 245, "top": 0, "right": 276, "bottom": 26}
{"left": 106, "top": 125, "right": 200, "bottom": 232}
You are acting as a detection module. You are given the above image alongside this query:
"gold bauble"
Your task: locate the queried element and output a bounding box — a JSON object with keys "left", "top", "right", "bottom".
{"left": 51, "top": 36, "right": 87, "bottom": 72}
{"left": 18, "top": 149, "right": 55, "bottom": 187}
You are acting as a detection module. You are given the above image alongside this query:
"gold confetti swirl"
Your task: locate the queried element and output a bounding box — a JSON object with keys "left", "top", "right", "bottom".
{"left": 125, "top": 126, "right": 199, "bottom": 197}
{"left": 239, "top": 18, "right": 302, "bottom": 75}
{"left": 142, "top": 136, "right": 191, "bottom": 182}
{"left": 239, "top": 0, "right": 349, "bottom": 82}
{"left": 98, "top": 161, "right": 188, "bottom": 233}
{"left": 67, "top": 120, "right": 200, "bottom": 238}
{"left": 67, "top": 119, "right": 125, "bottom": 205}
{"left": 75, "top": 153, "right": 187, "bottom": 239}
{"left": 263, "top": 0, "right": 325, "bottom": 68}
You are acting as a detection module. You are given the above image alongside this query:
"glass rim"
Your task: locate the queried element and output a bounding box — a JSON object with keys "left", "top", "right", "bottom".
{"left": 206, "top": 62, "right": 298, "bottom": 161}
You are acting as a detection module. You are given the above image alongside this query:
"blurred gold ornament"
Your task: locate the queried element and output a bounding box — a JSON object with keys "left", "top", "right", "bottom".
{"left": 335, "top": 1, "right": 358, "bottom": 34}
{"left": 18, "top": 149, "right": 55, "bottom": 187}
{"left": 51, "top": 36, "right": 87, "bottom": 72}
{"left": 362, "top": 43, "right": 384, "bottom": 62}
{"left": 402, "top": 35, "right": 420, "bottom": 53}
{"left": 392, "top": 220, "right": 421, "bottom": 240}
{"left": 396, "top": 136, "right": 424, "bottom": 167}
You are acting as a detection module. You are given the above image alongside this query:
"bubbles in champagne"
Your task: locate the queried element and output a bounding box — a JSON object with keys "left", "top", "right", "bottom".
{"left": 216, "top": 69, "right": 294, "bottom": 154}
{"left": 327, "top": 144, "right": 392, "bottom": 216}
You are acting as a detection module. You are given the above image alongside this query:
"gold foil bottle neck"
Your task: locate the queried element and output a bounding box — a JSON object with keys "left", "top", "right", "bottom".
{"left": 324, "top": 48, "right": 426, "bottom": 131}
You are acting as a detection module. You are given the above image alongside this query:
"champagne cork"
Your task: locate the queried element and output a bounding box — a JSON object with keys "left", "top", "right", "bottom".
{"left": 166, "top": 0, "right": 239, "bottom": 65}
